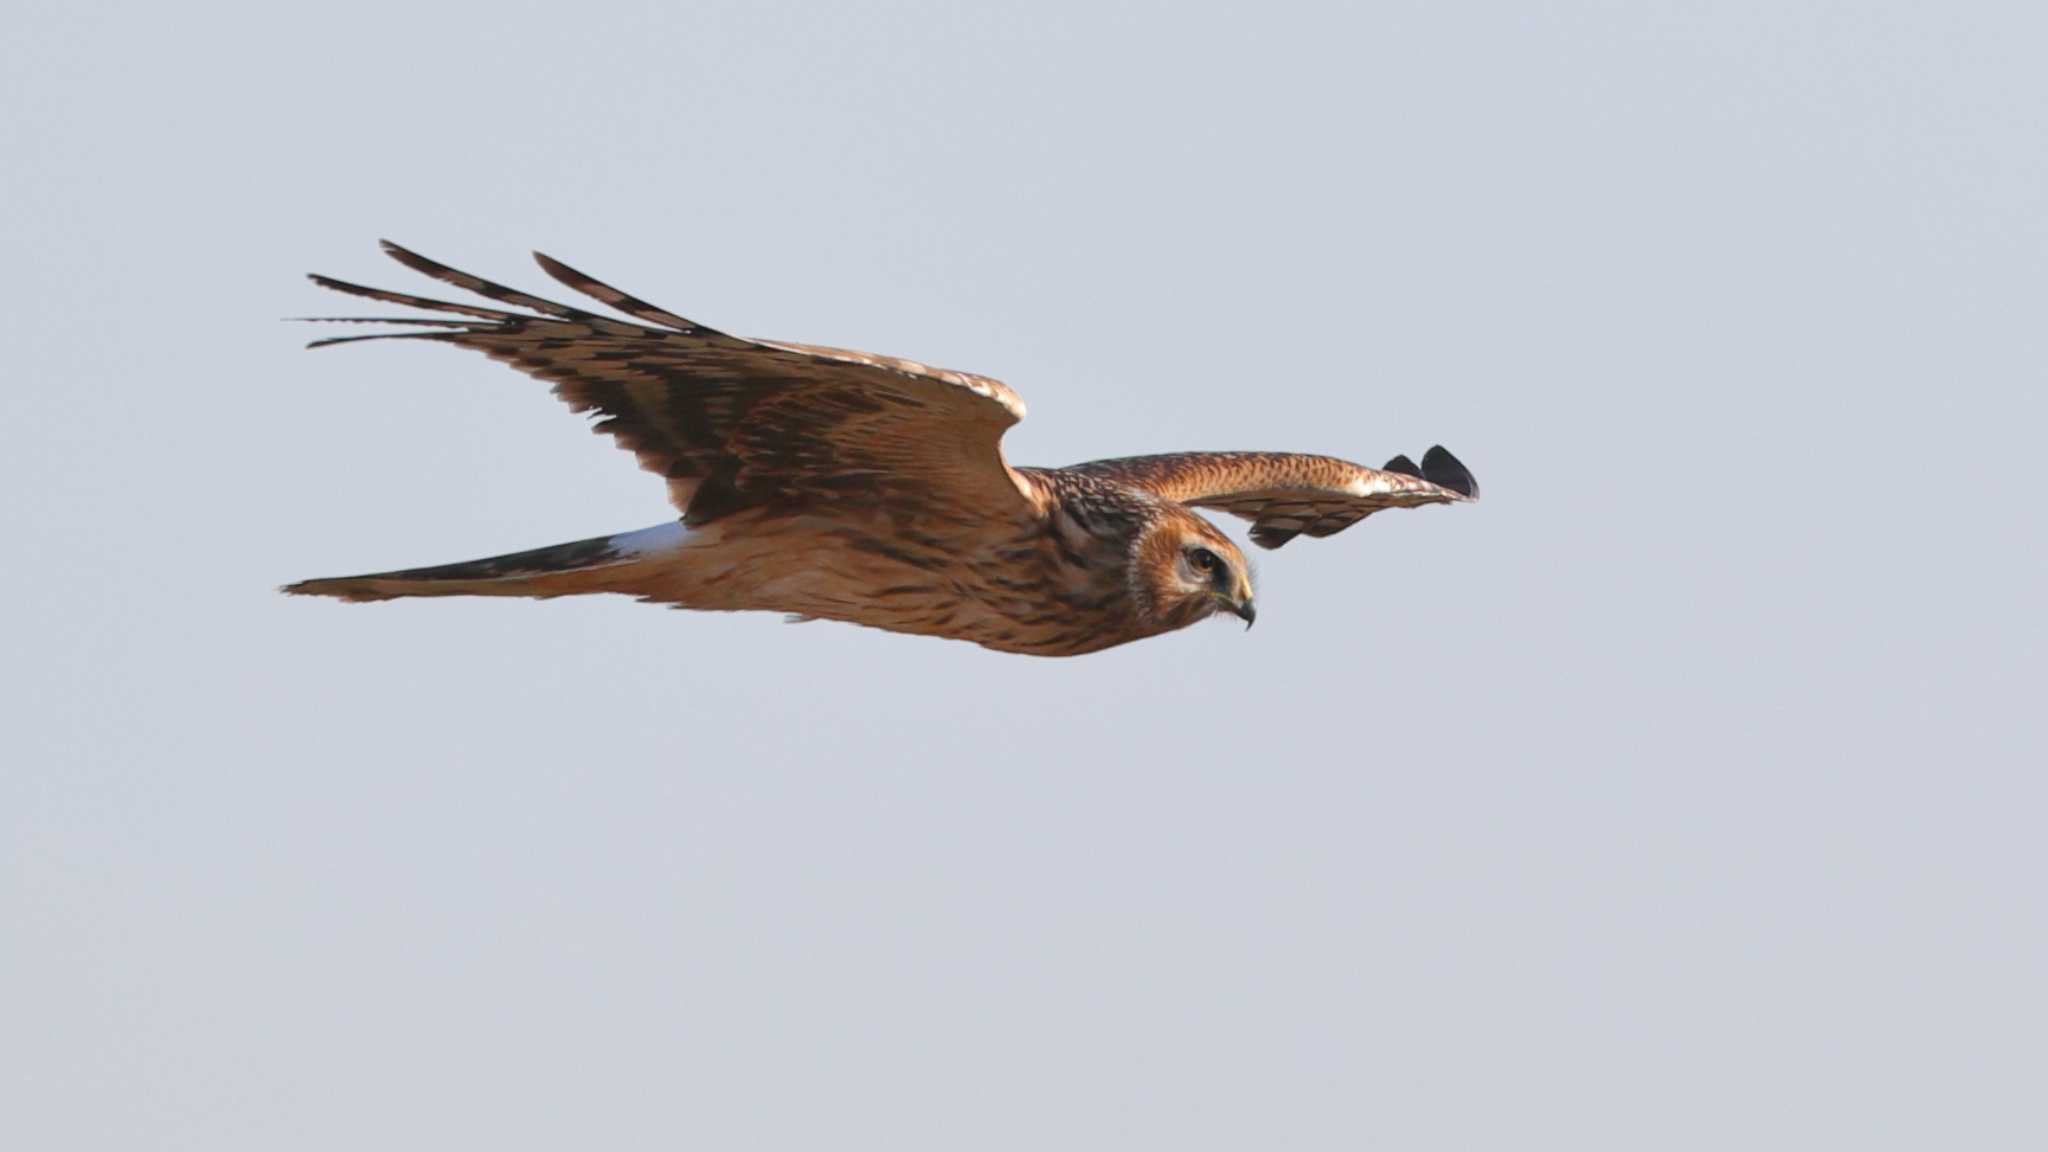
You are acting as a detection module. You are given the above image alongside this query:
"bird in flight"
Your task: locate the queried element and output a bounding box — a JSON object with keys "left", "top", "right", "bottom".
{"left": 286, "top": 242, "right": 1479, "bottom": 656}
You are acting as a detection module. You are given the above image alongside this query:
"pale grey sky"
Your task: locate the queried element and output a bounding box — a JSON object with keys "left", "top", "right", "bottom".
{"left": 3, "top": 2, "right": 2042, "bottom": 1148}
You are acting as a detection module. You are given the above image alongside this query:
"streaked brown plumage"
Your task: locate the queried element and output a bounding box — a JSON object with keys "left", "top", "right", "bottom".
{"left": 285, "top": 242, "right": 1479, "bottom": 656}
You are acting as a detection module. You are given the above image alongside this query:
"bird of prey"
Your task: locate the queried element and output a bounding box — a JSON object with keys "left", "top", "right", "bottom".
{"left": 285, "top": 242, "right": 1479, "bottom": 656}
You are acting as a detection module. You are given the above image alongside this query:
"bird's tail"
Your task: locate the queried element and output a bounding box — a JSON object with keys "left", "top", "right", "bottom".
{"left": 283, "top": 522, "right": 686, "bottom": 603}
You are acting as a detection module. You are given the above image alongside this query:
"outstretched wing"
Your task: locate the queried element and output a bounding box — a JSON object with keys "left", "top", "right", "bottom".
{"left": 303, "top": 242, "right": 1035, "bottom": 525}
{"left": 1062, "top": 447, "right": 1478, "bottom": 549}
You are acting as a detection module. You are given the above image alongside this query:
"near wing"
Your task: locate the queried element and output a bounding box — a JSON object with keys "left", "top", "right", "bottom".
{"left": 303, "top": 241, "right": 1035, "bottom": 525}
{"left": 1063, "top": 448, "right": 1478, "bottom": 549}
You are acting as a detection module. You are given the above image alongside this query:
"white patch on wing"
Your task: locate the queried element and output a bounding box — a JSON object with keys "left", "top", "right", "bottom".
{"left": 610, "top": 521, "right": 690, "bottom": 556}
{"left": 1350, "top": 473, "right": 1420, "bottom": 497}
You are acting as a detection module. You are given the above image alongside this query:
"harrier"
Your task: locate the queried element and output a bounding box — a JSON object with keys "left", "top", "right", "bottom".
{"left": 286, "top": 242, "right": 1479, "bottom": 656}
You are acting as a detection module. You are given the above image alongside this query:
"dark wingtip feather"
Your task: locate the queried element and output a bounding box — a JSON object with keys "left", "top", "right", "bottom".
{"left": 1420, "top": 445, "right": 1479, "bottom": 499}
{"left": 379, "top": 239, "right": 455, "bottom": 281}
{"left": 531, "top": 250, "right": 701, "bottom": 331}
{"left": 303, "top": 330, "right": 456, "bottom": 350}
{"left": 304, "top": 272, "right": 515, "bottom": 321}
{"left": 1383, "top": 453, "right": 1422, "bottom": 478}
{"left": 376, "top": 241, "right": 588, "bottom": 319}
{"left": 377, "top": 239, "right": 433, "bottom": 273}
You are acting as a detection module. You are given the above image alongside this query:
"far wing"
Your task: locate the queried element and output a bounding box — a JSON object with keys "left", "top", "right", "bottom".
{"left": 1063, "top": 447, "right": 1478, "bottom": 548}
{"left": 303, "top": 242, "right": 1036, "bottom": 526}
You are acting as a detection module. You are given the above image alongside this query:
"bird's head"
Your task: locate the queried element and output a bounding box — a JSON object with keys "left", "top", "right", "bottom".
{"left": 1130, "top": 507, "right": 1256, "bottom": 632}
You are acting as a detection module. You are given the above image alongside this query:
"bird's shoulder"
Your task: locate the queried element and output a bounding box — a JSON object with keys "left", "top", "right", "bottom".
{"left": 1020, "top": 466, "right": 1169, "bottom": 532}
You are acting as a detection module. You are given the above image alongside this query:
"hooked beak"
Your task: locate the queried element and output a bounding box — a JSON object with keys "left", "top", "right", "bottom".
{"left": 1224, "top": 574, "right": 1257, "bottom": 629}
{"left": 1220, "top": 590, "right": 1253, "bottom": 627}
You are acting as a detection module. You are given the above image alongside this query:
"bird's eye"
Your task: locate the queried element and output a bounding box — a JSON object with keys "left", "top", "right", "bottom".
{"left": 1189, "top": 547, "right": 1220, "bottom": 573}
